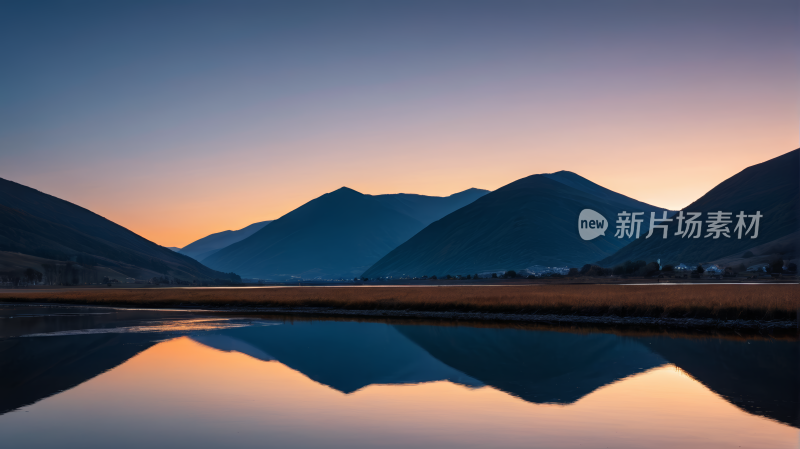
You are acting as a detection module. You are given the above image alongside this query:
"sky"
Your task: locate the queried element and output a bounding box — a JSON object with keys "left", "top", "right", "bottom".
{"left": 1, "top": 0, "right": 797, "bottom": 247}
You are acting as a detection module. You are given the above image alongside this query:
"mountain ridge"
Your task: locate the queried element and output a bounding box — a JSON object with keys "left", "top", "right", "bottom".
{"left": 180, "top": 220, "right": 272, "bottom": 262}
{"left": 599, "top": 148, "right": 799, "bottom": 266}
{"left": 0, "top": 177, "right": 239, "bottom": 282}
{"left": 362, "top": 172, "right": 666, "bottom": 278}
{"left": 203, "top": 187, "right": 489, "bottom": 279}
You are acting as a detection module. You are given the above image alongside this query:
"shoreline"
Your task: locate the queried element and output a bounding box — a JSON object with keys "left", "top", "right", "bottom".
{"left": 1, "top": 283, "right": 797, "bottom": 331}
{"left": 1, "top": 301, "right": 796, "bottom": 332}
{"left": 1, "top": 300, "right": 796, "bottom": 332}
{"left": 212, "top": 305, "right": 798, "bottom": 331}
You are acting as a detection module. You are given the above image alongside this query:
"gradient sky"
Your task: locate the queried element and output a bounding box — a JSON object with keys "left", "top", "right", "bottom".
{"left": 1, "top": 0, "right": 797, "bottom": 247}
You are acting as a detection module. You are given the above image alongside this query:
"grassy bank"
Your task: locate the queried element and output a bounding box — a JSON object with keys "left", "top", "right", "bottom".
{"left": 1, "top": 284, "right": 798, "bottom": 321}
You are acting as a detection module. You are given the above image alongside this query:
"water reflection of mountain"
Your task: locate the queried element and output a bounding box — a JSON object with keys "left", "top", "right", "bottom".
{"left": 0, "top": 333, "right": 157, "bottom": 415}
{"left": 633, "top": 335, "right": 799, "bottom": 428}
{"left": 190, "top": 334, "right": 276, "bottom": 362}
{"left": 2, "top": 316, "right": 797, "bottom": 429}
{"left": 190, "top": 321, "right": 484, "bottom": 392}
{"left": 201, "top": 323, "right": 798, "bottom": 427}
{"left": 394, "top": 325, "right": 667, "bottom": 404}
{"left": 192, "top": 322, "right": 668, "bottom": 404}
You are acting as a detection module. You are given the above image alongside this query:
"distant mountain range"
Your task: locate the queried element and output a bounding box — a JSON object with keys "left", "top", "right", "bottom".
{"left": 362, "top": 171, "right": 665, "bottom": 278}
{"left": 203, "top": 187, "right": 488, "bottom": 279}
{"left": 600, "top": 149, "right": 799, "bottom": 266}
{"left": 0, "top": 178, "right": 239, "bottom": 282}
{"left": 4, "top": 148, "right": 794, "bottom": 281}
{"left": 179, "top": 220, "right": 272, "bottom": 262}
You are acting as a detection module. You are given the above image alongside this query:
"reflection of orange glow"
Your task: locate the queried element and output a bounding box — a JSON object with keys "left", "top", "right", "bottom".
{"left": 3, "top": 337, "right": 795, "bottom": 449}
{"left": 23, "top": 319, "right": 258, "bottom": 337}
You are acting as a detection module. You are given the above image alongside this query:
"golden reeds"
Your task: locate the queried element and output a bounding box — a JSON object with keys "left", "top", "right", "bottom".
{"left": 2, "top": 284, "right": 798, "bottom": 320}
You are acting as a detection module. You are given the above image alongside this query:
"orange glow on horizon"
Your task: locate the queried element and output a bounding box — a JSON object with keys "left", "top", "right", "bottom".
{"left": 41, "top": 140, "right": 799, "bottom": 248}
{"left": 2, "top": 1, "right": 797, "bottom": 248}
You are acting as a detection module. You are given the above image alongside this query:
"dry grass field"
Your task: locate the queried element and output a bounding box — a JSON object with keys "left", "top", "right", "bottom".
{"left": 1, "top": 284, "right": 798, "bottom": 321}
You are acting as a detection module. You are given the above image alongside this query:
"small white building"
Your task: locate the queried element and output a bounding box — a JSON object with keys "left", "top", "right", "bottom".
{"left": 702, "top": 264, "right": 723, "bottom": 274}
{"left": 674, "top": 263, "right": 692, "bottom": 272}
{"left": 523, "top": 265, "right": 570, "bottom": 276}
{"left": 746, "top": 264, "right": 768, "bottom": 272}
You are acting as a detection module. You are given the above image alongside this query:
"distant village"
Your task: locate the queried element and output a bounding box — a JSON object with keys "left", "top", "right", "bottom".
{"left": 234, "top": 256, "right": 797, "bottom": 284}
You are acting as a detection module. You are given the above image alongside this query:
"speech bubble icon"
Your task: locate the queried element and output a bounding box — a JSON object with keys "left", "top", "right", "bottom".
{"left": 578, "top": 209, "right": 608, "bottom": 241}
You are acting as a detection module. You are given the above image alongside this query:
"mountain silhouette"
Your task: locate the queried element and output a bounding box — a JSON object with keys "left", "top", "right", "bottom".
{"left": 0, "top": 178, "right": 238, "bottom": 281}
{"left": 203, "top": 187, "right": 487, "bottom": 279}
{"left": 372, "top": 188, "right": 489, "bottom": 225}
{"left": 179, "top": 221, "right": 272, "bottom": 262}
{"left": 600, "top": 148, "right": 799, "bottom": 266}
{"left": 362, "top": 172, "right": 665, "bottom": 278}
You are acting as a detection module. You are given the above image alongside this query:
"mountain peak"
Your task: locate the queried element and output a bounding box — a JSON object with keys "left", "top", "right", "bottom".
{"left": 0, "top": 177, "right": 238, "bottom": 281}
{"left": 203, "top": 185, "right": 489, "bottom": 280}
{"left": 330, "top": 186, "right": 364, "bottom": 196}
{"left": 449, "top": 187, "right": 490, "bottom": 197}
{"left": 547, "top": 170, "right": 579, "bottom": 177}
{"left": 362, "top": 171, "right": 666, "bottom": 278}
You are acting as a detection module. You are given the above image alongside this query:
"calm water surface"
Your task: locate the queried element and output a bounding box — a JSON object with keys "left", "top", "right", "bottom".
{"left": 1, "top": 303, "right": 797, "bottom": 448}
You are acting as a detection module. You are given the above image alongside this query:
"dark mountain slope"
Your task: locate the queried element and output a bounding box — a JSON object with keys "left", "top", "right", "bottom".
{"left": 0, "top": 178, "right": 237, "bottom": 281}
{"left": 600, "top": 149, "right": 799, "bottom": 266}
{"left": 180, "top": 220, "right": 272, "bottom": 262}
{"left": 363, "top": 173, "right": 665, "bottom": 278}
{"left": 203, "top": 187, "right": 488, "bottom": 280}
{"left": 203, "top": 187, "right": 426, "bottom": 279}
{"left": 373, "top": 188, "right": 488, "bottom": 225}
{"left": 544, "top": 171, "right": 667, "bottom": 213}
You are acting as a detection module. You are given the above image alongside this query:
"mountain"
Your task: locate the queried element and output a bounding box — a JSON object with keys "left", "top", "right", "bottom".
{"left": 179, "top": 220, "right": 272, "bottom": 261}
{"left": 543, "top": 171, "right": 665, "bottom": 212}
{"left": 167, "top": 247, "right": 181, "bottom": 252}
{"left": 0, "top": 250, "right": 131, "bottom": 283}
{"left": 600, "top": 149, "right": 799, "bottom": 267}
{"left": 372, "top": 188, "right": 489, "bottom": 225}
{"left": 203, "top": 187, "right": 488, "bottom": 279}
{"left": 362, "top": 172, "right": 665, "bottom": 278}
{"left": 0, "top": 178, "right": 239, "bottom": 282}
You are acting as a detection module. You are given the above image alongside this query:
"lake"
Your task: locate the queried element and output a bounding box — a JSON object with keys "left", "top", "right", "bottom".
{"left": 1, "top": 303, "right": 797, "bottom": 448}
